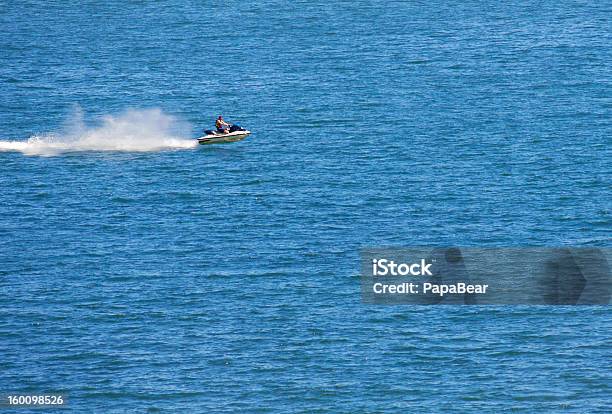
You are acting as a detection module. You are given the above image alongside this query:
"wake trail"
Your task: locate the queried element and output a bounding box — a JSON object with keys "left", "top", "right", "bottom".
{"left": 0, "top": 107, "right": 197, "bottom": 156}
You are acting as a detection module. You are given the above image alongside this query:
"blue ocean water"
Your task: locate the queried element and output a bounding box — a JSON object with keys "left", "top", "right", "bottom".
{"left": 0, "top": 1, "right": 610, "bottom": 412}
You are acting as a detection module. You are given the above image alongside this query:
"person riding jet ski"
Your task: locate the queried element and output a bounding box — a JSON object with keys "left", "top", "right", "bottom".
{"left": 199, "top": 117, "right": 251, "bottom": 144}
{"left": 215, "top": 115, "right": 231, "bottom": 134}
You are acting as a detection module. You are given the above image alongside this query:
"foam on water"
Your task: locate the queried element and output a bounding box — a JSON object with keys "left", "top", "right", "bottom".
{"left": 0, "top": 107, "right": 196, "bottom": 156}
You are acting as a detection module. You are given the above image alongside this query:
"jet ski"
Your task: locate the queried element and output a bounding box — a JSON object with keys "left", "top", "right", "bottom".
{"left": 197, "top": 124, "right": 251, "bottom": 145}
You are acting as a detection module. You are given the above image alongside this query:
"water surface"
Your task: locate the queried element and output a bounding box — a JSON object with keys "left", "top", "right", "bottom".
{"left": 1, "top": 1, "right": 610, "bottom": 412}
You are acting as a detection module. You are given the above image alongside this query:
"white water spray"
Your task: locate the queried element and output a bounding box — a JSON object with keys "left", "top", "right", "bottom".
{"left": 0, "top": 107, "right": 196, "bottom": 156}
